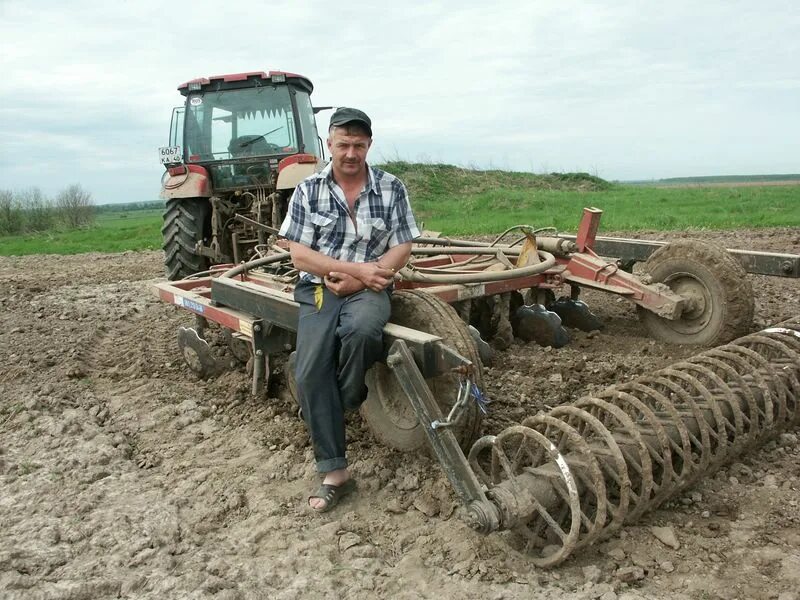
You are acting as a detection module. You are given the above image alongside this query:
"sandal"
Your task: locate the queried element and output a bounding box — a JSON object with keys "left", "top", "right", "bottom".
{"left": 308, "top": 479, "right": 357, "bottom": 513}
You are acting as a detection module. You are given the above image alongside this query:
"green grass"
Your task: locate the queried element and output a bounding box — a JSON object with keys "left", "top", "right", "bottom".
{"left": 0, "top": 209, "right": 163, "bottom": 256}
{"left": 0, "top": 164, "right": 798, "bottom": 255}
{"left": 409, "top": 181, "right": 800, "bottom": 235}
{"left": 378, "top": 162, "right": 800, "bottom": 235}
{"left": 630, "top": 173, "right": 800, "bottom": 185}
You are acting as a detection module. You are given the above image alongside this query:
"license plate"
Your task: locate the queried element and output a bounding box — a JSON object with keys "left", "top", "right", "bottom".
{"left": 159, "top": 146, "right": 182, "bottom": 165}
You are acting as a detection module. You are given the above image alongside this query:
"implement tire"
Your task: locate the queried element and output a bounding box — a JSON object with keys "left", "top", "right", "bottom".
{"left": 162, "top": 198, "right": 210, "bottom": 280}
{"left": 362, "top": 290, "right": 484, "bottom": 452}
{"left": 637, "top": 239, "right": 754, "bottom": 346}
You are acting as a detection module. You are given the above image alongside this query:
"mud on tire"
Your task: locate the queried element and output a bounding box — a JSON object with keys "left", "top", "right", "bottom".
{"left": 637, "top": 239, "right": 754, "bottom": 346}
{"left": 362, "top": 290, "right": 484, "bottom": 452}
{"left": 162, "top": 198, "right": 210, "bottom": 280}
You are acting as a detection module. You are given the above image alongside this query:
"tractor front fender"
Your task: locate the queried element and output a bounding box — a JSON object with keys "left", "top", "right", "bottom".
{"left": 160, "top": 165, "right": 212, "bottom": 199}
{"left": 276, "top": 154, "right": 325, "bottom": 190}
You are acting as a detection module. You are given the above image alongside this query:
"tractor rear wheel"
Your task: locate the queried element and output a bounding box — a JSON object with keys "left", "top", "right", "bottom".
{"left": 162, "top": 198, "right": 210, "bottom": 280}
{"left": 362, "top": 290, "right": 484, "bottom": 452}
{"left": 637, "top": 240, "right": 754, "bottom": 346}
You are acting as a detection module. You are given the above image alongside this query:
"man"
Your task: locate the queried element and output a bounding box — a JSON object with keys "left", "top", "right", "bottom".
{"left": 279, "top": 108, "right": 420, "bottom": 512}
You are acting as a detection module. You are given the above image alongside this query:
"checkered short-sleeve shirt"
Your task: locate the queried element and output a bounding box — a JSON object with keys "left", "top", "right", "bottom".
{"left": 279, "top": 163, "right": 420, "bottom": 283}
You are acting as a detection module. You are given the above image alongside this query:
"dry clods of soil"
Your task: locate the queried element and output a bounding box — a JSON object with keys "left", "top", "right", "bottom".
{"left": 0, "top": 228, "right": 798, "bottom": 600}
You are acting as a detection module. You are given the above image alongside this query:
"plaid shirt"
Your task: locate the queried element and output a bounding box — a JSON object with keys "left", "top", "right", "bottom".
{"left": 279, "top": 162, "right": 420, "bottom": 283}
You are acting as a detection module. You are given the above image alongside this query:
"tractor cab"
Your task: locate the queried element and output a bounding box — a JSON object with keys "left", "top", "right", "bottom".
{"left": 159, "top": 71, "right": 328, "bottom": 280}
{"left": 165, "top": 71, "right": 323, "bottom": 192}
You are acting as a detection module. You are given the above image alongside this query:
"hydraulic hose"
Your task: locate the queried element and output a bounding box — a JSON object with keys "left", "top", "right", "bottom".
{"left": 217, "top": 227, "right": 564, "bottom": 284}
{"left": 219, "top": 252, "right": 292, "bottom": 279}
{"left": 398, "top": 250, "right": 556, "bottom": 284}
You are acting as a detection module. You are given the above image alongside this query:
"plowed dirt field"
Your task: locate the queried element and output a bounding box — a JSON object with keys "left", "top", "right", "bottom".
{"left": 1, "top": 228, "right": 798, "bottom": 600}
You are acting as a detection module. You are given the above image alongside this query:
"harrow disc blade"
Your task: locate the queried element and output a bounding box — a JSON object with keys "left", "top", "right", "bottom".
{"left": 177, "top": 326, "right": 220, "bottom": 379}
{"left": 362, "top": 290, "right": 484, "bottom": 452}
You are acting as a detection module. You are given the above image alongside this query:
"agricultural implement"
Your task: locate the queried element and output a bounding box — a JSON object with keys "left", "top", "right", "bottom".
{"left": 153, "top": 207, "right": 800, "bottom": 566}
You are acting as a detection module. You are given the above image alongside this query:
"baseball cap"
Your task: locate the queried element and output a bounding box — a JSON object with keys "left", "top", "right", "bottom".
{"left": 329, "top": 107, "right": 372, "bottom": 136}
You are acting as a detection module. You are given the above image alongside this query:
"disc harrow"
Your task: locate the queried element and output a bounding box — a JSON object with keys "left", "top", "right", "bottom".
{"left": 153, "top": 206, "right": 800, "bottom": 568}
{"left": 467, "top": 317, "right": 800, "bottom": 567}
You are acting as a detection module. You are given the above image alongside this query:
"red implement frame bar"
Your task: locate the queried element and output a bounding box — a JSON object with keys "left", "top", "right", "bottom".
{"left": 394, "top": 208, "right": 684, "bottom": 318}
{"left": 153, "top": 208, "right": 688, "bottom": 336}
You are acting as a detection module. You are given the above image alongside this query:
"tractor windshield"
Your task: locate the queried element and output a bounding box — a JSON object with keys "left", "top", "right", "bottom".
{"left": 183, "top": 86, "right": 300, "bottom": 162}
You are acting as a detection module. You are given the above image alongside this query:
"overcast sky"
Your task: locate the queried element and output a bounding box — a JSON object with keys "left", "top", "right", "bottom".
{"left": 1, "top": 0, "right": 798, "bottom": 204}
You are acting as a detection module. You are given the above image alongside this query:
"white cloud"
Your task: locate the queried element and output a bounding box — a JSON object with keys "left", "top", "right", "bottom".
{"left": 0, "top": 0, "right": 798, "bottom": 202}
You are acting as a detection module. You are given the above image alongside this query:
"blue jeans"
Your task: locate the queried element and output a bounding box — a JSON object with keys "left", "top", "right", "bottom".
{"left": 293, "top": 282, "right": 391, "bottom": 473}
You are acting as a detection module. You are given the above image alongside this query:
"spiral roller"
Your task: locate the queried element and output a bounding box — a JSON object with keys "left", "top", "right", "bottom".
{"left": 467, "top": 317, "right": 800, "bottom": 567}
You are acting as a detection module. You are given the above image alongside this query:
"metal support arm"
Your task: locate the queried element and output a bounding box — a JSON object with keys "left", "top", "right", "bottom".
{"left": 385, "top": 339, "right": 501, "bottom": 532}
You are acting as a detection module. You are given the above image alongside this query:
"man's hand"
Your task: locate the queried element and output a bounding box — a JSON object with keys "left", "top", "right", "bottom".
{"left": 287, "top": 240, "right": 409, "bottom": 294}
{"left": 354, "top": 262, "right": 395, "bottom": 293}
{"left": 324, "top": 272, "right": 366, "bottom": 296}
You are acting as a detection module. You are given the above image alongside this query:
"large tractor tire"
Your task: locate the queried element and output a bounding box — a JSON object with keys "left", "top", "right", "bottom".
{"left": 162, "top": 198, "right": 210, "bottom": 280}
{"left": 637, "top": 239, "right": 754, "bottom": 346}
{"left": 362, "top": 290, "right": 484, "bottom": 452}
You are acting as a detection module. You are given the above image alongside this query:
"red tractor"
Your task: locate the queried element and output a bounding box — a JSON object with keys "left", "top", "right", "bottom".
{"left": 159, "top": 71, "right": 327, "bottom": 279}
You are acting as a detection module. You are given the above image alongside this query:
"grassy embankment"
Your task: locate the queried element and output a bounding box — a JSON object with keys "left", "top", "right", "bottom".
{"left": 386, "top": 162, "right": 800, "bottom": 234}
{"left": 0, "top": 163, "right": 798, "bottom": 256}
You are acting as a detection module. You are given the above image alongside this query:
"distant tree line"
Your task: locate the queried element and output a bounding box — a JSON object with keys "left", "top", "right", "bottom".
{"left": 95, "top": 200, "right": 162, "bottom": 213}
{"left": 0, "top": 185, "right": 95, "bottom": 235}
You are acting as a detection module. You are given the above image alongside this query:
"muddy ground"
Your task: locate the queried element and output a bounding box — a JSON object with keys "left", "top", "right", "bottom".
{"left": 0, "top": 228, "right": 798, "bottom": 600}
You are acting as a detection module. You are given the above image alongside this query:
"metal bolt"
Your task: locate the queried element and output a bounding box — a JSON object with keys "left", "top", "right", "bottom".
{"left": 255, "top": 350, "right": 263, "bottom": 356}
{"left": 253, "top": 324, "right": 262, "bottom": 332}
{"left": 465, "top": 501, "right": 501, "bottom": 534}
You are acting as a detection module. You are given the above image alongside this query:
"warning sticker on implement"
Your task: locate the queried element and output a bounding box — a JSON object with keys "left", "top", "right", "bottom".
{"left": 174, "top": 295, "right": 205, "bottom": 314}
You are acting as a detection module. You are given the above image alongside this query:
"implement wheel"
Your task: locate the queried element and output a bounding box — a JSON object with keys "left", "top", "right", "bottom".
{"left": 362, "top": 290, "right": 484, "bottom": 452}
{"left": 162, "top": 198, "right": 210, "bottom": 280}
{"left": 638, "top": 240, "right": 754, "bottom": 345}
